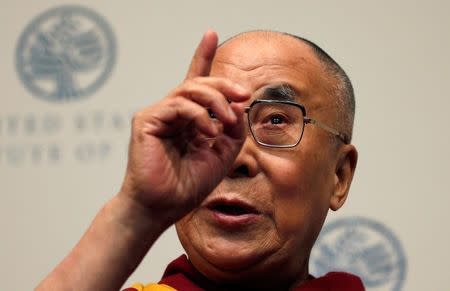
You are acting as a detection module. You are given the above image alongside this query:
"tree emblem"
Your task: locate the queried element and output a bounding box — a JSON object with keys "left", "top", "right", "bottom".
{"left": 16, "top": 5, "right": 116, "bottom": 102}
{"left": 310, "top": 217, "right": 407, "bottom": 291}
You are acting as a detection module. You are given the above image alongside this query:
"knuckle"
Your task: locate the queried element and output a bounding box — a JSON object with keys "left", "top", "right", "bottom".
{"left": 190, "top": 76, "right": 206, "bottom": 83}
{"left": 197, "top": 76, "right": 233, "bottom": 89}
{"left": 170, "top": 80, "right": 195, "bottom": 97}
{"left": 131, "top": 110, "right": 144, "bottom": 125}
{"left": 219, "top": 78, "right": 234, "bottom": 88}
{"left": 191, "top": 104, "right": 209, "bottom": 118}
{"left": 182, "top": 79, "right": 197, "bottom": 91}
{"left": 213, "top": 77, "right": 234, "bottom": 89}
{"left": 171, "top": 96, "right": 186, "bottom": 107}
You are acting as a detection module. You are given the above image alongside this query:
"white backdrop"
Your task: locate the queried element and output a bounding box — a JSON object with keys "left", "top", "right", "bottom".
{"left": 2, "top": 1, "right": 449, "bottom": 290}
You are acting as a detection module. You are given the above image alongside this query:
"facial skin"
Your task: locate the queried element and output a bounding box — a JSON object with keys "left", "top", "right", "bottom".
{"left": 176, "top": 32, "right": 357, "bottom": 289}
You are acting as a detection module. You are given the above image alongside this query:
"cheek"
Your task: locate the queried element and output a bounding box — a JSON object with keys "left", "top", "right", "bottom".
{"left": 261, "top": 150, "right": 333, "bottom": 237}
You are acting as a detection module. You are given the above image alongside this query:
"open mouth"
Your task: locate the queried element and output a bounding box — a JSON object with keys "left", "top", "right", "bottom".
{"left": 206, "top": 199, "right": 261, "bottom": 228}
{"left": 208, "top": 200, "right": 259, "bottom": 216}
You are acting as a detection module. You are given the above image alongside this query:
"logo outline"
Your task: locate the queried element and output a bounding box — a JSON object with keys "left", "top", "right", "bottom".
{"left": 16, "top": 5, "right": 117, "bottom": 102}
{"left": 311, "top": 216, "right": 407, "bottom": 291}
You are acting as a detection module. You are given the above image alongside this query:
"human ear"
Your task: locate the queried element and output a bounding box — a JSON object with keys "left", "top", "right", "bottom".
{"left": 330, "top": 144, "right": 358, "bottom": 211}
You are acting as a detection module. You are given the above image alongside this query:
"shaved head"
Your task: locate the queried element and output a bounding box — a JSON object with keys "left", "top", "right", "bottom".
{"left": 220, "top": 30, "right": 355, "bottom": 142}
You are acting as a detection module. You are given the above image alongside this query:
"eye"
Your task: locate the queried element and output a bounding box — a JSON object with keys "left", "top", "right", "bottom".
{"left": 261, "top": 113, "right": 288, "bottom": 126}
{"left": 269, "top": 114, "right": 285, "bottom": 125}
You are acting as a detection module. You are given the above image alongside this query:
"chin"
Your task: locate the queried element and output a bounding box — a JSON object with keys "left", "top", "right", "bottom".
{"left": 188, "top": 240, "right": 303, "bottom": 289}
{"left": 176, "top": 219, "right": 307, "bottom": 288}
{"left": 176, "top": 212, "right": 280, "bottom": 272}
{"left": 196, "top": 236, "right": 274, "bottom": 271}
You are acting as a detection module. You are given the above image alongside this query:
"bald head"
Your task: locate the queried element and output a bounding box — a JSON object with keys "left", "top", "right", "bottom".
{"left": 219, "top": 30, "right": 355, "bottom": 142}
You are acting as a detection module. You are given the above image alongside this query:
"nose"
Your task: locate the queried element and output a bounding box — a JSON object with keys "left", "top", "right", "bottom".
{"left": 227, "top": 136, "right": 260, "bottom": 178}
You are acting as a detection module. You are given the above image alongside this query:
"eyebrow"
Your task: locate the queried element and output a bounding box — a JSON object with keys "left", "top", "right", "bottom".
{"left": 259, "top": 83, "right": 299, "bottom": 102}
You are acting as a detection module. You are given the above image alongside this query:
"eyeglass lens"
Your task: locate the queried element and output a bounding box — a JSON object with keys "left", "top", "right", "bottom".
{"left": 248, "top": 102, "right": 304, "bottom": 147}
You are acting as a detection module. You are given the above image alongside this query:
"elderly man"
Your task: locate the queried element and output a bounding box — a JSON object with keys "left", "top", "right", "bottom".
{"left": 37, "top": 30, "right": 362, "bottom": 290}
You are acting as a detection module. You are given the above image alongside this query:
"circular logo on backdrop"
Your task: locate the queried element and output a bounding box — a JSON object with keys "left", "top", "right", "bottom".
{"left": 16, "top": 5, "right": 116, "bottom": 102}
{"left": 310, "top": 217, "right": 407, "bottom": 291}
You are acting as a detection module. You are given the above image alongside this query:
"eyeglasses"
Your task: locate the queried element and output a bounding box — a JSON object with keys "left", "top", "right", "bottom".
{"left": 210, "top": 100, "right": 349, "bottom": 148}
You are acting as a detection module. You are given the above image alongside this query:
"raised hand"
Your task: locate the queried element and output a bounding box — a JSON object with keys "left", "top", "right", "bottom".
{"left": 120, "top": 30, "right": 251, "bottom": 226}
{"left": 36, "top": 30, "right": 250, "bottom": 291}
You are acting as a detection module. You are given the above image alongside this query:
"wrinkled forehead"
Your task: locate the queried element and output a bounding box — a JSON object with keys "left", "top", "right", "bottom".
{"left": 211, "top": 32, "right": 332, "bottom": 108}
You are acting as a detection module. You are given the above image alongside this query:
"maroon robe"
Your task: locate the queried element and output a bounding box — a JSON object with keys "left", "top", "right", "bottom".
{"left": 124, "top": 255, "right": 364, "bottom": 290}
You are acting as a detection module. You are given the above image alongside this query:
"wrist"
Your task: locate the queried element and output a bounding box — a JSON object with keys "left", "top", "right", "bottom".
{"left": 107, "top": 193, "right": 171, "bottom": 242}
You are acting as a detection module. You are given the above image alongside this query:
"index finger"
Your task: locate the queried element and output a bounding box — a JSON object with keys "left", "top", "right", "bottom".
{"left": 185, "top": 30, "right": 219, "bottom": 79}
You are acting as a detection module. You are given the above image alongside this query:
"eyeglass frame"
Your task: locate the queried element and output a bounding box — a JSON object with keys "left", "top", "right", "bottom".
{"left": 242, "top": 99, "right": 349, "bottom": 148}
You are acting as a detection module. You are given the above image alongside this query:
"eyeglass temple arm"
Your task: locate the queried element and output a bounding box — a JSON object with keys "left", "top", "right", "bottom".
{"left": 304, "top": 117, "right": 349, "bottom": 144}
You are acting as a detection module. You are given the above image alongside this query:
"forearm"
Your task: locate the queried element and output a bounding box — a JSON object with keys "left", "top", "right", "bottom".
{"left": 36, "top": 194, "right": 169, "bottom": 291}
